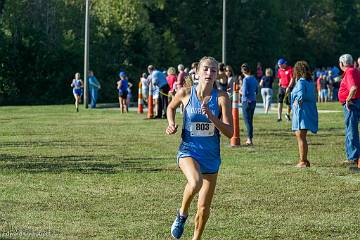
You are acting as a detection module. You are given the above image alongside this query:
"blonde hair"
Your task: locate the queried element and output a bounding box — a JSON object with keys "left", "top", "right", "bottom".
{"left": 184, "top": 75, "right": 194, "bottom": 87}
{"left": 265, "top": 68, "right": 273, "bottom": 77}
{"left": 167, "top": 67, "right": 176, "bottom": 75}
{"left": 191, "top": 62, "right": 198, "bottom": 69}
{"left": 197, "top": 56, "right": 219, "bottom": 72}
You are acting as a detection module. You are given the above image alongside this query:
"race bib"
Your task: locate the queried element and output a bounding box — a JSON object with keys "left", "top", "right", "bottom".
{"left": 190, "top": 122, "right": 215, "bottom": 137}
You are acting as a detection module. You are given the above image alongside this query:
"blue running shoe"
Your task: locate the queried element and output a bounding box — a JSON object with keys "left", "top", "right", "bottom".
{"left": 171, "top": 210, "right": 187, "bottom": 239}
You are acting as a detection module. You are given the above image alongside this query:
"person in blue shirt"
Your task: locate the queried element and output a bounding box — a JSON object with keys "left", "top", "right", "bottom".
{"left": 240, "top": 63, "right": 258, "bottom": 145}
{"left": 148, "top": 65, "right": 170, "bottom": 119}
{"left": 117, "top": 71, "right": 129, "bottom": 113}
{"left": 331, "top": 65, "right": 340, "bottom": 77}
{"left": 70, "top": 72, "right": 83, "bottom": 112}
{"left": 291, "top": 60, "right": 318, "bottom": 168}
{"left": 88, "top": 70, "right": 101, "bottom": 108}
{"left": 166, "top": 56, "right": 233, "bottom": 240}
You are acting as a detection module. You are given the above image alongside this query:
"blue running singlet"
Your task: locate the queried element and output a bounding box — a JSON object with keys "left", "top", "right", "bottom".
{"left": 118, "top": 79, "right": 128, "bottom": 94}
{"left": 72, "top": 79, "right": 82, "bottom": 89}
{"left": 177, "top": 86, "right": 221, "bottom": 174}
{"left": 72, "top": 79, "right": 82, "bottom": 95}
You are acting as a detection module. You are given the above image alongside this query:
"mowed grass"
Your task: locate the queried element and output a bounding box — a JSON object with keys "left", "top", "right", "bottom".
{"left": 0, "top": 103, "right": 360, "bottom": 239}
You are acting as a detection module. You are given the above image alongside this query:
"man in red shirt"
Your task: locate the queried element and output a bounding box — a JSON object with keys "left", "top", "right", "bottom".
{"left": 177, "top": 64, "right": 187, "bottom": 89}
{"left": 338, "top": 54, "right": 360, "bottom": 167}
{"left": 277, "top": 58, "right": 294, "bottom": 122}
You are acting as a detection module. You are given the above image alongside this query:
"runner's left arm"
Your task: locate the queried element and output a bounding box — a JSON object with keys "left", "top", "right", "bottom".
{"left": 201, "top": 91, "right": 233, "bottom": 138}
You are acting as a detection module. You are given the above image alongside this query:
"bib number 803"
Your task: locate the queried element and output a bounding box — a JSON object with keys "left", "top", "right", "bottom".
{"left": 190, "top": 122, "right": 214, "bottom": 137}
{"left": 195, "top": 123, "right": 210, "bottom": 131}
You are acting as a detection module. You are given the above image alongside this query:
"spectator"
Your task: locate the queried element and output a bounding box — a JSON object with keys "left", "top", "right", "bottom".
{"left": 148, "top": 65, "right": 170, "bottom": 119}
{"left": 237, "top": 66, "right": 244, "bottom": 94}
{"left": 277, "top": 58, "right": 294, "bottom": 122}
{"left": 166, "top": 67, "right": 177, "bottom": 102}
{"left": 217, "top": 63, "right": 228, "bottom": 91}
{"left": 126, "top": 81, "right": 133, "bottom": 112}
{"left": 88, "top": 70, "right": 101, "bottom": 108}
{"left": 176, "top": 64, "right": 187, "bottom": 90}
{"left": 240, "top": 63, "right": 258, "bottom": 145}
{"left": 117, "top": 71, "right": 129, "bottom": 113}
{"left": 153, "top": 84, "right": 159, "bottom": 117}
{"left": 327, "top": 70, "right": 334, "bottom": 101}
{"left": 140, "top": 73, "right": 149, "bottom": 104}
{"left": 225, "top": 65, "right": 238, "bottom": 95}
{"left": 338, "top": 54, "right": 360, "bottom": 166}
{"left": 332, "top": 75, "right": 341, "bottom": 101}
{"left": 319, "top": 74, "right": 329, "bottom": 102}
{"left": 354, "top": 61, "right": 359, "bottom": 69}
{"left": 259, "top": 68, "right": 274, "bottom": 114}
{"left": 189, "top": 62, "right": 199, "bottom": 85}
{"left": 291, "top": 60, "right": 318, "bottom": 168}
{"left": 331, "top": 65, "right": 340, "bottom": 77}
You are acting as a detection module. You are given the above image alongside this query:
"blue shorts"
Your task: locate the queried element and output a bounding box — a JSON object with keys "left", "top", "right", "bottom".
{"left": 118, "top": 90, "right": 128, "bottom": 99}
{"left": 320, "top": 89, "right": 328, "bottom": 98}
{"left": 177, "top": 144, "right": 221, "bottom": 174}
{"left": 73, "top": 89, "right": 82, "bottom": 96}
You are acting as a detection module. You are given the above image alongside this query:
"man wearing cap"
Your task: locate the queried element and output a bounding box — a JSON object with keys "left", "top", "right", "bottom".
{"left": 338, "top": 54, "right": 360, "bottom": 166}
{"left": 277, "top": 58, "right": 294, "bottom": 122}
{"left": 148, "top": 65, "right": 170, "bottom": 119}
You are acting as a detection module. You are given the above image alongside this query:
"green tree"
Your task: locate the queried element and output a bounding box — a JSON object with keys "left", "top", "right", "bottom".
{"left": 0, "top": 0, "right": 360, "bottom": 105}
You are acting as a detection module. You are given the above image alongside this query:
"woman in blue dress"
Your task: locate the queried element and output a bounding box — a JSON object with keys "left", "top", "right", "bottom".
{"left": 291, "top": 61, "right": 318, "bottom": 168}
{"left": 166, "top": 57, "right": 233, "bottom": 239}
{"left": 70, "top": 73, "right": 83, "bottom": 112}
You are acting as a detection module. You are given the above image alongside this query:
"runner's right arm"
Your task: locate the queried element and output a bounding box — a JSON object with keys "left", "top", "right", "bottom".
{"left": 166, "top": 87, "right": 190, "bottom": 135}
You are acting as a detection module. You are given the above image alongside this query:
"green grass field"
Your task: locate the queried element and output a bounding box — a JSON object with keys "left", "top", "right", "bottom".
{"left": 1, "top": 103, "right": 360, "bottom": 239}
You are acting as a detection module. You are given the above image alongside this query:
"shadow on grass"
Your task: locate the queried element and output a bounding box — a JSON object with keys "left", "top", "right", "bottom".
{"left": 327, "top": 127, "right": 344, "bottom": 131}
{"left": 258, "top": 130, "right": 292, "bottom": 138}
{"left": 0, "top": 117, "right": 27, "bottom": 122}
{"left": 0, "top": 154, "right": 171, "bottom": 174}
{"left": 316, "top": 133, "right": 343, "bottom": 138}
{"left": 0, "top": 141, "right": 109, "bottom": 148}
{"left": 0, "top": 154, "right": 99, "bottom": 162}
{"left": 308, "top": 142, "right": 325, "bottom": 146}
{"left": 349, "top": 166, "right": 360, "bottom": 173}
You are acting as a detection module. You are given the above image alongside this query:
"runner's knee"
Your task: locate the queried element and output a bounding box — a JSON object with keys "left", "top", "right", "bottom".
{"left": 188, "top": 178, "right": 203, "bottom": 193}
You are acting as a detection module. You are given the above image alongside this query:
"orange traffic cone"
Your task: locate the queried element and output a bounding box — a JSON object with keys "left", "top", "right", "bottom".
{"left": 147, "top": 83, "right": 154, "bottom": 119}
{"left": 138, "top": 82, "right": 143, "bottom": 114}
{"left": 230, "top": 82, "right": 240, "bottom": 147}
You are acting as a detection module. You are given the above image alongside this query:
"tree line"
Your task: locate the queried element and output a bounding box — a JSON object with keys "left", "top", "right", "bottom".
{"left": 0, "top": 0, "right": 359, "bottom": 105}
